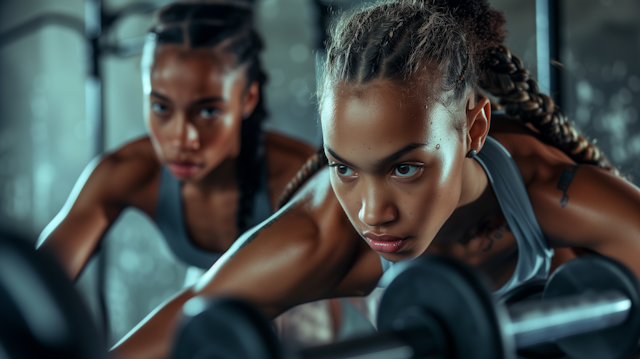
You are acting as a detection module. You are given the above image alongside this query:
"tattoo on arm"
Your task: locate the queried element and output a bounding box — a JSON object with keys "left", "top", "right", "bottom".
{"left": 228, "top": 205, "right": 294, "bottom": 259}
{"left": 556, "top": 165, "right": 578, "bottom": 208}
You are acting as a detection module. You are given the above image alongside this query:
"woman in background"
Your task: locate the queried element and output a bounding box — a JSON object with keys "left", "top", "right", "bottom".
{"left": 35, "top": 0, "right": 350, "bottom": 346}
{"left": 109, "top": 0, "right": 640, "bottom": 358}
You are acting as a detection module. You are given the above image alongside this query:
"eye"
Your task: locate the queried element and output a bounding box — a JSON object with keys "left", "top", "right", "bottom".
{"left": 393, "top": 164, "right": 420, "bottom": 177}
{"left": 199, "top": 107, "right": 220, "bottom": 119}
{"left": 336, "top": 165, "right": 356, "bottom": 177}
{"left": 152, "top": 102, "right": 168, "bottom": 115}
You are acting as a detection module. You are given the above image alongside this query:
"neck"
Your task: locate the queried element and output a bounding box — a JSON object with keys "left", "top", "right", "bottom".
{"left": 457, "top": 157, "right": 489, "bottom": 208}
{"left": 432, "top": 158, "right": 495, "bottom": 247}
{"left": 194, "top": 157, "right": 238, "bottom": 191}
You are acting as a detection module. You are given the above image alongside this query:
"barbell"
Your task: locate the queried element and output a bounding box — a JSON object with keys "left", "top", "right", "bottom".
{"left": 173, "top": 255, "right": 640, "bottom": 359}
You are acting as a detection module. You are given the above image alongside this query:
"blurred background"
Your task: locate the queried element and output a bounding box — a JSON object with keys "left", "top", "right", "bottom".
{"left": 0, "top": 0, "right": 639, "bottom": 347}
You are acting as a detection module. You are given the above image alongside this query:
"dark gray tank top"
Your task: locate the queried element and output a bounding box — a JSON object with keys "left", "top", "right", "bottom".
{"left": 154, "top": 162, "right": 273, "bottom": 269}
{"left": 379, "top": 135, "right": 554, "bottom": 296}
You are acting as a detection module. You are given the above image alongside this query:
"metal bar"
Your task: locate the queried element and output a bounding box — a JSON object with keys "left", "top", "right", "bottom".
{"left": 507, "top": 290, "right": 631, "bottom": 348}
{"left": 0, "top": 13, "right": 84, "bottom": 48}
{"left": 85, "top": 0, "right": 110, "bottom": 343}
{"left": 536, "top": 0, "right": 563, "bottom": 107}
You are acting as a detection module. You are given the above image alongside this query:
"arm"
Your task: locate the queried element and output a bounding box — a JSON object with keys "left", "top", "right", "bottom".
{"left": 110, "top": 168, "right": 381, "bottom": 359}
{"left": 37, "top": 140, "right": 158, "bottom": 280}
{"left": 529, "top": 164, "right": 640, "bottom": 276}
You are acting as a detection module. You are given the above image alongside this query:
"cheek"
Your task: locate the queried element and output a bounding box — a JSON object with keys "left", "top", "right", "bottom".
{"left": 329, "top": 172, "right": 360, "bottom": 220}
{"left": 146, "top": 116, "right": 169, "bottom": 155}
{"left": 200, "top": 113, "right": 242, "bottom": 149}
{"left": 403, "top": 157, "right": 464, "bottom": 239}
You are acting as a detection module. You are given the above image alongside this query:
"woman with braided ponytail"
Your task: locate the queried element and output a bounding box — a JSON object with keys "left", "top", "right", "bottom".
{"left": 36, "top": 0, "right": 314, "bottom": 320}
{"left": 112, "top": 1, "right": 640, "bottom": 358}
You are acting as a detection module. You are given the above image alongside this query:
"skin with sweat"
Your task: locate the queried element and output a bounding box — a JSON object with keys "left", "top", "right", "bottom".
{"left": 37, "top": 45, "right": 315, "bottom": 280}
{"left": 110, "top": 68, "right": 640, "bottom": 359}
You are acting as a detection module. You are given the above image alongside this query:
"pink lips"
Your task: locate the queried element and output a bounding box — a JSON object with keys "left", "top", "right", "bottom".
{"left": 168, "top": 161, "right": 203, "bottom": 178}
{"left": 364, "top": 233, "right": 407, "bottom": 253}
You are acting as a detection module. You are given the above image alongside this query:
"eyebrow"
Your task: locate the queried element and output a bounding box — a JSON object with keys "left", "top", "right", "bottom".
{"left": 325, "top": 142, "right": 428, "bottom": 170}
{"left": 150, "top": 91, "right": 225, "bottom": 106}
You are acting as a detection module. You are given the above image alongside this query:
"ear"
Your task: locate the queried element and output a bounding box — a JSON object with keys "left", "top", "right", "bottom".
{"left": 465, "top": 94, "right": 491, "bottom": 155}
{"left": 241, "top": 81, "right": 260, "bottom": 119}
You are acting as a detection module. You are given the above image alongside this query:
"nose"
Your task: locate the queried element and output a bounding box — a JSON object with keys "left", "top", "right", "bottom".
{"left": 171, "top": 113, "right": 200, "bottom": 151}
{"left": 358, "top": 184, "right": 398, "bottom": 227}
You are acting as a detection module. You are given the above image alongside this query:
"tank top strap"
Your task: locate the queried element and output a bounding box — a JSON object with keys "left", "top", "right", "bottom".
{"left": 474, "top": 136, "right": 554, "bottom": 296}
{"left": 378, "top": 136, "right": 554, "bottom": 293}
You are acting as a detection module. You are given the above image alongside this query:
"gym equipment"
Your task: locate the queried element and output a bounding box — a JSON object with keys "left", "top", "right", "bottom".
{"left": 173, "top": 255, "right": 640, "bottom": 359}
{"left": 499, "top": 280, "right": 566, "bottom": 359}
{"left": 543, "top": 256, "right": 640, "bottom": 359}
{"left": 375, "top": 255, "right": 640, "bottom": 359}
{"left": 0, "top": 229, "right": 108, "bottom": 359}
{"left": 171, "top": 297, "right": 281, "bottom": 359}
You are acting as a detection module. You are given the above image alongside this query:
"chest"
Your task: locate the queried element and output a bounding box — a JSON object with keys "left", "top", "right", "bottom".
{"left": 429, "top": 204, "right": 520, "bottom": 291}
{"left": 181, "top": 185, "right": 241, "bottom": 253}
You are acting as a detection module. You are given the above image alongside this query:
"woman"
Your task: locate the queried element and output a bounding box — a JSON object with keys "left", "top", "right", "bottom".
{"left": 37, "top": 2, "right": 314, "bottom": 300}
{"left": 111, "top": 0, "right": 640, "bottom": 358}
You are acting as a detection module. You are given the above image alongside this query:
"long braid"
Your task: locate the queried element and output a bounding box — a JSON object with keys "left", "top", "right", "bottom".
{"left": 276, "top": 148, "right": 328, "bottom": 209}
{"left": 479, "top": 45, "right": 619, "bottom": 176}
{"left": 279, "top": 0, "right": 621, "bottom": 209}
{"left": 146, "top": 2, "right": 268, "bottom": 233}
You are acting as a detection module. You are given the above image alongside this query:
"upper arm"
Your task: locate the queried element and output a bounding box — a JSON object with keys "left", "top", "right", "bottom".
{"left": 37, "top": 143, "right": 158, "bottom": 279}
{"left": 194, "top": 168, "right": 366, "bottom": 318}
{"left": 529, "top": 164, "right": 640, "bottom": 276}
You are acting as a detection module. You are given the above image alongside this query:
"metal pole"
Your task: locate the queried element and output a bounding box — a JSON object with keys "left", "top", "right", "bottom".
{"left": 536, "top": 0, "right": 563, "bottom": 108}
{"left": 85, "top": 0, "right": 110, "bottom": 342}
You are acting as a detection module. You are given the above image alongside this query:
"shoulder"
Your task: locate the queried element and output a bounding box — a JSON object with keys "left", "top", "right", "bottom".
{"left": 265, "top": 131, "right": 316, "bottom": 165}
{"left": 89, "top": 137, "right": 160, "bottom": 204}
{"left": 264, "top": 131, "right": 317, "bottom": 203}
{"left": 488, "top": 115, "right": 576, "bottom": 187}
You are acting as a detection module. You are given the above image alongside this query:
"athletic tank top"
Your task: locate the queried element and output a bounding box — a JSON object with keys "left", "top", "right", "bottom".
{"left": 378, "top": 135, "right": 554, "bottom": 296}
{"left": 154, "top": 161, "right": 273, "bottom": 269}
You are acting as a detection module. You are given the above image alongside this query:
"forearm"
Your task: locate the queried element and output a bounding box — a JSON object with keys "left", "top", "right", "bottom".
{"left": 38, "top": 216, "right": 108, "bottom": 280}
{"left": 110, "top": 287, "right": 195, "bottom": 359}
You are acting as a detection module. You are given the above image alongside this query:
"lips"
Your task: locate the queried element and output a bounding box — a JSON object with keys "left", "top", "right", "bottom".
{"left": 167, "top": 161, "right": 203, "bottom": 178}
{"left": 363, "top": 233, "right": 407, "bottom": 253}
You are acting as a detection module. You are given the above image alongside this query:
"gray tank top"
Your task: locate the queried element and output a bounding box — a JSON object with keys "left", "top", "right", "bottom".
{"left": 379, "top": 136, "right": 554, "bottom": 296}
{"left": 154, "top": 162, "right": 273, "bottom": 269}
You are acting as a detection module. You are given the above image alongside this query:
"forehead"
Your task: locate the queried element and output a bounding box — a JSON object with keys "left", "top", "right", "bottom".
{"left": 150, "top": 45, "right": 244, "bottom": 93}
{"left": 321, "top": 79, "right": 458, "bottom": 161}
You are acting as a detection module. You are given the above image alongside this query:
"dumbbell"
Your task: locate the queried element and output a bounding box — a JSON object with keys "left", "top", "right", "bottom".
{"left": 0, "top": 229, "right": 108, "bottom": 359}
{"left": 172, "top": 255, "right": 640, "bottom": 359}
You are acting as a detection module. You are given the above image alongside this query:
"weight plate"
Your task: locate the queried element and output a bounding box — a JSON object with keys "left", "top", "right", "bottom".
{"left": 543, "top": 255, "right": 640, "bottom": 359}
{"left": 0, "top": 230, "right": 108, "bottom": 359}
{"left": 171, "top": 298, "right": 281, "bottom": 359}
{"left": 377, "top": 256, "right": 515, "bottom": 359}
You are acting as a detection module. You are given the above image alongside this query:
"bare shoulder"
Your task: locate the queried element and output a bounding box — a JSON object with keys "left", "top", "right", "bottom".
{"left": 197, "top": 167, "right": 371, "bottom": 315}
{"left": 264, "top": 131, "right": 317, "bottom": 204}
{"left": 88, "top": 137, "right": 160, "bottom": 211}
{"left": 265, "top": 131, "right": 316, "bottom": 159}
{"left": 488, "top": 116, "right": 640, "bottom": 253}
{"left": 488, "top": 115, "right": 576, "bottom": 186}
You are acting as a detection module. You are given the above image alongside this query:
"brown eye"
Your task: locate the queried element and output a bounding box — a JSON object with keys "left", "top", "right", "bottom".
{"left": 337, "top": 165, "right": 355, "bottom": 176}
{"left": 393, "top": 164, "right": 419, "bottom": 177}
{"left": 199, "top": 107, "right": 221, "bottom": 119}
{"left": 152, "top": 102, "right": 168, "bottom": 115}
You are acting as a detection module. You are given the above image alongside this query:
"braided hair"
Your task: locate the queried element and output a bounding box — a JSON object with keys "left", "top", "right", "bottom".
{"left": 142, "top": 1, "right": 268, "bottom": 234}
{"left": 278, "top": 0, "right": 618, "bottom": 208}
